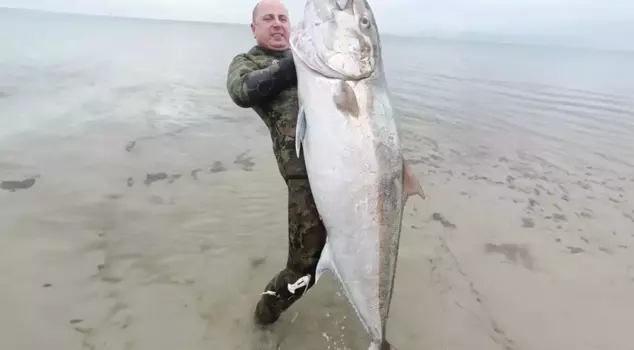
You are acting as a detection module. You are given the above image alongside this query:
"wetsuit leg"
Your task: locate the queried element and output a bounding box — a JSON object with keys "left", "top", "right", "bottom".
{"left": 254, "top": 178, "right": 327, "bottom": 326}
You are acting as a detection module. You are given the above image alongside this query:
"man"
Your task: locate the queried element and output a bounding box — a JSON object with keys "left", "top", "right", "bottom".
{"left": 225, "top": 0, "right": 327, "bottom": 328}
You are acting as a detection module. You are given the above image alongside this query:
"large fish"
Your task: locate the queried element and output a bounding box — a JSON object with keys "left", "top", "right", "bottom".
{"left": 290, "top": 0, "right": 426, "bottom": 349}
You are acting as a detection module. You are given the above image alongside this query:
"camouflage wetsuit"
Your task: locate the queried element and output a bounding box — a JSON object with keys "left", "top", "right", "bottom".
{"left": 226, "top": 45, "right": 327, "bottom": 325}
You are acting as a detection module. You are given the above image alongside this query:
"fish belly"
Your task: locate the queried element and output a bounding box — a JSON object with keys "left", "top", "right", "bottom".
{"left": 302, "top": 110, "right": 385, "bottom": 338}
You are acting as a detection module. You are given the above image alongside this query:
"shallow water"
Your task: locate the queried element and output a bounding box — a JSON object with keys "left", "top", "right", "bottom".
{"left": 1, "top": 8, "right": 634, "bottom": 350}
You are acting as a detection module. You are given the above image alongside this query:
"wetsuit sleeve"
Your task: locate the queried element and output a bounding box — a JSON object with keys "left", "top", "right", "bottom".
{"left": 226, "top": 54, "right": 297, "bottom": 108}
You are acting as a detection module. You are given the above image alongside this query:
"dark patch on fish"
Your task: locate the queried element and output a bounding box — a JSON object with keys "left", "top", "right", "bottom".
{"left": 126, "top": 177, "right": 134, "bottom": 187}
{"left": 0, "top": 91, "right": 9, "bottom": 98}
{"left": 431, "top": 213, "right": 456, "bottom": 229}
{"left": 551, "top": 213, "right": 567, "bottom": 222}
{"left": 580, "top": 237, "right": 589, "bottom": 244}
{"left": 144, "top": 172, "right": 168, "bottom": 185}
{"left": 567, "top": 246, "right": 584, "bottom": 254}
{"left": 484, "top": 243, "right": 534, "bottom": 270}
{"left": 210, "top": 161, "right": 227, "bottom": 173}
{"left": 69, "top": 319, "right": 83, "bottom": 324}
{"left": 521, "top": 218, "right": 535, "bottom": 228}
{"left": 42, "top": 284, "right": 52, "bottom": 288}
{"left": 234, "top": 151, "right": 255, "bottom": 171}
{"left": 618, "top": 245, "right": 628, "bottom": 250}
{"left": 0, "top": 177, "right": 37, "bottom": 192}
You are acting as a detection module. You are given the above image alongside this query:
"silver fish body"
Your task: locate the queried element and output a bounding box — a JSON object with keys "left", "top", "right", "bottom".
{"left": 290, "top": 0, "right": 425, "bottom": 349}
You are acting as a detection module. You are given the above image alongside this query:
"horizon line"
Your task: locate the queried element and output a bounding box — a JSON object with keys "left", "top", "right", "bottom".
{"left": 2, "top": 5, "right": 632, "bottom": 55}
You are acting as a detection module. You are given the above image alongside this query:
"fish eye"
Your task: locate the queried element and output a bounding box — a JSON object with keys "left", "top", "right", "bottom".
{"left": 359, "top": 16, "right": 370, "bottom": 28}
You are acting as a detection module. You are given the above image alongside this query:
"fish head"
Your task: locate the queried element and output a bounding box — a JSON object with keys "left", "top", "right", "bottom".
{"left": 292, "top": 0, "right": 381, "bottom": 80}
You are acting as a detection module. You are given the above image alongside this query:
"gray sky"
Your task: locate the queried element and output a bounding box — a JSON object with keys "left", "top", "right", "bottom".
{"left": 2, "top": 0, "right": 633, "bottom": 47}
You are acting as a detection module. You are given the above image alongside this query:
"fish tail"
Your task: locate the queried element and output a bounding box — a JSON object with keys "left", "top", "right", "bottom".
{"left": 368, "top": 340, "right": 398, "bottom": 350}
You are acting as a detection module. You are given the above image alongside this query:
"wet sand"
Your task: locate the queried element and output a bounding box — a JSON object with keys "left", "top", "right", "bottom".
{"left": 2, "top": 8, "right": 634, "bottom": 350}
{"left": 2, "top": 114, "right": 634, "bottom": 350}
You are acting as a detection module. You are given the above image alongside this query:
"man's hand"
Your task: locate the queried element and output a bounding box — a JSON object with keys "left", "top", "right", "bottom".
{"left": 226, "top": 49, "right": 299, "bottom": 108}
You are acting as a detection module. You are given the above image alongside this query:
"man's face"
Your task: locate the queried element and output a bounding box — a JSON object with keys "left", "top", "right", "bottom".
{"left": 251, "top": 0, "right": 291, "bottom": 51}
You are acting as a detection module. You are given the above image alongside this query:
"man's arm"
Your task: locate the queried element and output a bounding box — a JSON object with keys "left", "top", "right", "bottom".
{"left": 226, "top": 54, "right": 297, "bottom": 108}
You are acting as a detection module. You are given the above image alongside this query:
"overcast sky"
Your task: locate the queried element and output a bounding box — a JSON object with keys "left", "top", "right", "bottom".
{"left": 2, "top": 0, "right": 633, "bottom": 47}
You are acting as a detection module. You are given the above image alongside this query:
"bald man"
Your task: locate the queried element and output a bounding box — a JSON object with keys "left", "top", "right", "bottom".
{"left": 225, "top": 0, "right": 327, "bottom": 327}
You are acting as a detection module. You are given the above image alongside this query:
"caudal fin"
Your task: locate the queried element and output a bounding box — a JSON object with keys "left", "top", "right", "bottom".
{"left": 368, "top": 340, "right": 398, "bottom": 350}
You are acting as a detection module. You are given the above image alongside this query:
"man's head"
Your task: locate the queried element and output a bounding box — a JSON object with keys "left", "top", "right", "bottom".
{"left": 251, "top": 0, "right": 291, "bottom": 51}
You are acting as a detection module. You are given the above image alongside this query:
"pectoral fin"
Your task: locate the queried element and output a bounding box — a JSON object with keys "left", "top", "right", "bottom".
{"left": 333, "top": 80, "right": 360, "bottom": 118}
{"left": 403, "top": 159, "right": 425, "bottom": 200}
{"left": 295, "top": 106, "right": 306, "bottom": 158}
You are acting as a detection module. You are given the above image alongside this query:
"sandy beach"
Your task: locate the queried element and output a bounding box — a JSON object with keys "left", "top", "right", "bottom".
{"left": 2, "top": 114, "right": 633, "bottom": 350}
{"left": 2, "top": 8, "right": 634, "bottom": 350}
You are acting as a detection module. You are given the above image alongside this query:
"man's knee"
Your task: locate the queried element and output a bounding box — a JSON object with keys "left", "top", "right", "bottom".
{"left": 285, "top": 178, "right": 326, "bottom": 275}
{"left": 288, "top": 178, "right": 324, "bottom": 214}
{"left": 287, "top": 212, "right": 327, "bottom": 274}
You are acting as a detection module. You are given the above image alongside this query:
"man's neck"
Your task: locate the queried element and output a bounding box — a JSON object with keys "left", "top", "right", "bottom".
{"left": 255, "top": 45, "right": 289, "bottom": 57}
